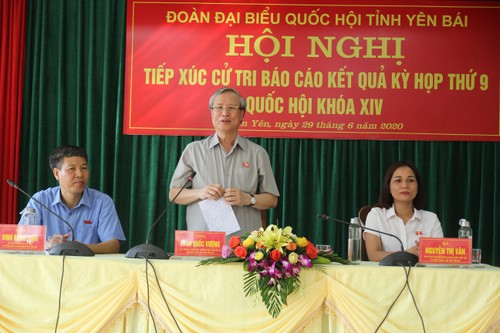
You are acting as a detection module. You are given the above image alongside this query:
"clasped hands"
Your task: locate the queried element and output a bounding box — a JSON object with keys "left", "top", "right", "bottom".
{"left": 46, "top": 233, "right": 70, "bottom": 250}
{"left": 405, "top": 240, "right": 420, "bottom": 256}
{"left": 201, "top": 184, "right": 251, "bottom": 206}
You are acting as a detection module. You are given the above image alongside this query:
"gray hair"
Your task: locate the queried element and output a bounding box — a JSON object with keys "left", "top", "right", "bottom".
{"left": 208, "top": 87, "right": 246, "bottom": 111}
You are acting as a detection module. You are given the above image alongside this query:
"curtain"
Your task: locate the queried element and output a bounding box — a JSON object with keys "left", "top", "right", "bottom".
{"left": 17, "top": 0, "right": 499, "bottom": 266}
{"left": 0, "top": 0, "right": 26, "bottom": 225}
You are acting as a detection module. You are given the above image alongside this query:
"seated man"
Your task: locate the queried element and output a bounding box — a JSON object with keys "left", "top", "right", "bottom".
{"left": 18, "top": 145, "right": 126, "bottom": 253}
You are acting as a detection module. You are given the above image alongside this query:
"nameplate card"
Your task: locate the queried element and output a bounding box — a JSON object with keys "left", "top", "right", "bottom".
{"left": 419, "top": 237, "right": 472, "bottom": 264}
{"left": 174, "top": 230, "right": 225, "bottom": 257}
{"left": 0, "top": 224, "right": 46, "bottom": 252}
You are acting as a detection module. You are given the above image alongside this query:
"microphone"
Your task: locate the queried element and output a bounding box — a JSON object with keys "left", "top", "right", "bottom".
{"left": 7, "top": 179, "right": 95, "bottom": 256}
{"left": 318, "top": 213, "right": 418, "bottom": 266}
{"left": 125, "top": 171, "right": 196, "bottom": 259}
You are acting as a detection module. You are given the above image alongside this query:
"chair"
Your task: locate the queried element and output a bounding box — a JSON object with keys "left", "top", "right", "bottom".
{"left": 358, "top": 205, "right": 372, "bottom": 261}
{"left": 261, "top": 210, "right": 268, "bottom": 229}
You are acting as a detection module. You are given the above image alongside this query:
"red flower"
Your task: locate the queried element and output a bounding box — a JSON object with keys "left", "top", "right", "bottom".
{"left": 305, "top": 241, "right": 318, "bottom": 259}
{"left": 229, "top": 236, "right": 241, "bottom": 249}
{"left": 270, "top": 249, "right": 282, "bottom": 261}
{"left": 234, "top": 246, "right": 248, "bottom": 258}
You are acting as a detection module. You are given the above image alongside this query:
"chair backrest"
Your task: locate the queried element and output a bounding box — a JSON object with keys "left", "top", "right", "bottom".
{"left": 358, "top": 205, "right": 372, "bottom": 261}
{"left": 261, "top": 210, "right": 268, "bottom": 229}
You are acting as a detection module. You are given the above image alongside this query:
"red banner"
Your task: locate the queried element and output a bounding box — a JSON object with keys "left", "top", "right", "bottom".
{"left": 124, "top": 0, "right": 500, "bottom": 141}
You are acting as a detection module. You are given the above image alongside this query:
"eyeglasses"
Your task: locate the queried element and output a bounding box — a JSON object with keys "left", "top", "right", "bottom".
{"left": 211, "top": 105, "right": 241, "bottom": 113}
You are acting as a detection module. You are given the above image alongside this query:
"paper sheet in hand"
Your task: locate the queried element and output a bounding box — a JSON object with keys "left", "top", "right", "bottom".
{"left": 198, "top": 198, "right": 241, "bottom": 235}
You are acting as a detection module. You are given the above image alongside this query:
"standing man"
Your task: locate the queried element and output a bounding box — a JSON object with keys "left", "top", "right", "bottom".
{"left": 19, "top": 145, "right": 126, "bottom": 253}
{"left": 169, "top": 87, "right": 280, "bottom": 236}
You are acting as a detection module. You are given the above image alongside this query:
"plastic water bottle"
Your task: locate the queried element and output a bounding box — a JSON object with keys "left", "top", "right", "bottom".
{"left": 348, "top": 217, "right": 362, "bottom": 262}
{"left": 20, "top": 208, "right": 37, "bottom": 254}
{"left": 22, "top": 207, "right": 37, "bottom": 226}
{"left": 458, "top": 218, "right": 472, "bottom": 240}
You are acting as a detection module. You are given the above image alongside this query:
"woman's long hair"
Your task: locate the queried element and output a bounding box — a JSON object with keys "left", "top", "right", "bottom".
{"left": 376, "top": 160, "right": 425, "bottom": 210}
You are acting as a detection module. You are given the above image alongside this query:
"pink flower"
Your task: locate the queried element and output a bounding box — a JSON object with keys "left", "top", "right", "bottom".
{"left": 298, "top": 254, "right": 312, "bottom": 268}
{"left": 290, "top": 265, "right": 301, "bottom": 276}
{"left": 221, "top": 245, "right": 232, "bottom": 259}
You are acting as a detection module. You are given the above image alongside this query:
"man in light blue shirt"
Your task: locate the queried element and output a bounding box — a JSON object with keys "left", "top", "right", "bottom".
{"left": 19, "top": 145, "right": 126, "bottom": 253}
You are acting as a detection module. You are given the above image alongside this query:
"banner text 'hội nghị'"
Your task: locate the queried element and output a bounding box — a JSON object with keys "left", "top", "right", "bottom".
{"left": 124, "top": 0, "right": 500, "bottom": 141}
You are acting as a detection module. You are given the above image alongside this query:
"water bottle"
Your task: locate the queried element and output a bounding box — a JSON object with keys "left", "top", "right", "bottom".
{"left": 348, "top": 217, "right": 362, "bottom": 262}
{"left": 458, "top": 218, "right": 472, "bottom": 240}
{"left": 20, "top": 208, "right": 37, "bottom": 254}
{"left": 22, "top": 207, "right": 37, "bottom": 226}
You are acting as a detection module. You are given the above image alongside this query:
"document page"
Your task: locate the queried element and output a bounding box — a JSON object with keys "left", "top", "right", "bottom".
{"left": 198, "top": 198, "right": 241, "bottom": 235}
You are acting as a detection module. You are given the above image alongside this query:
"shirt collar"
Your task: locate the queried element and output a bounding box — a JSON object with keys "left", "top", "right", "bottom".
{"left": 387, "top": 204, "right": 422, "bottom": 222}
{"left": 52, "top": 186, "right": 90, "bottom": 209}
{"left": 209, "top": 134, "right": 246, "bottom": 151}
{"left": 208, "top": 134, "right": 219, "bottom": 148}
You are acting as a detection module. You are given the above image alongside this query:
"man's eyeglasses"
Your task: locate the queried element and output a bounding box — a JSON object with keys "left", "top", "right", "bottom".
{"left": 211, "top": 106, "right": 241, "bottom": 113}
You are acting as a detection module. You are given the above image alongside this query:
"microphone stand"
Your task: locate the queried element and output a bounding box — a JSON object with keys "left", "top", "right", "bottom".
{"left": 125, "top": 172, "right": 196, "bottom": 259}
{"left": 7, "top": 179, "right": 94, "bottom": 257}
{"left": 318, "top": 214, "right": 418, "bottom": 266}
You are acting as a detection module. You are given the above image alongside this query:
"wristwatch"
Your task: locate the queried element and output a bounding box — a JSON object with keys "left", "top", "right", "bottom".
{"left": 248, "top": 194, "right": 256, "bottom": 206}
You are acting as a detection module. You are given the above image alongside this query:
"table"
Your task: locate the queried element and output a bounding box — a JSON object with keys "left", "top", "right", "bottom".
{"left": 0, "top": 253, "right": 498, "bottom": 332}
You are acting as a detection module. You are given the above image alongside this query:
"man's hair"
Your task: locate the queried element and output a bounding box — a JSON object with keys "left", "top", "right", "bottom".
{"left": 208, "top": 87, "right": 246, "bottom": 111}
{"left": 376, "top": 160, "right": 426, "bottom": 210}
{"left": 49, "top": 145, "right": 88, "bottom": 170}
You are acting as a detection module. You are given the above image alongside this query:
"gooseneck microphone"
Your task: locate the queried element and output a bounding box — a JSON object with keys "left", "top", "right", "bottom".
{"left": 125, "top": 171, "right": 196, "bottom": 259}
{"left": 318, "top": 213, "right": 418, "bottom": 266}
{"left": 7, "top": 179, "right": 95, "bottom": 256}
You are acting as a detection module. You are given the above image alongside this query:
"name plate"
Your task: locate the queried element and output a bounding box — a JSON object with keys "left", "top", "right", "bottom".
{"left": 0, "top": 224, "right": 46, "bottom": 252}
{"left": 419, "top": 237, "right": 472, "bottom": 265}
{"left": 174, "top": 230, "right": 225, "bottom": 257}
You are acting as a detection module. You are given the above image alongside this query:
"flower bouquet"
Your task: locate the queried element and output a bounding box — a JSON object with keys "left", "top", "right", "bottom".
{"left": 198, "top": 224, "right": 350, "bottom": 318}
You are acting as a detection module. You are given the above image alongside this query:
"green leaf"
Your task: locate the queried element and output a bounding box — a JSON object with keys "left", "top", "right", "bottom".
{"left": 260, "top": 280, "right": 283, "bottom": 319}
{"left": 316, "top": 252, "right": 353, "bottom": 265}
{"left": 243, "top": 271, "right": 259, "bottom": 297}
{"left": 311, "top": 255, "right": 331, "bottom": 265}
{"left": 196, "top": 257, "right": 243, "bottom": 266}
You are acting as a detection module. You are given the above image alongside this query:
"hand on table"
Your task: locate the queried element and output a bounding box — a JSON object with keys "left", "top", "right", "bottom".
{"left": 46, "top": 233, "right": 70, "bottom": 250}
{"left": 406, "top": 240, "right": 420, "bottom": 256}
